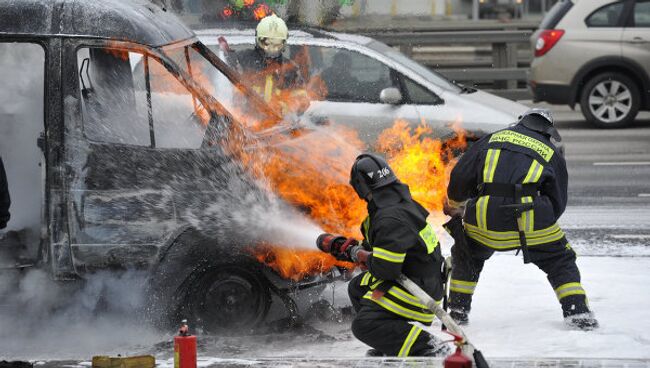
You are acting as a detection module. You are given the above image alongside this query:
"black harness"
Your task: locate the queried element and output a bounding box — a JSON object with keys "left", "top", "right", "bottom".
{"left": 477, "top": 182, "right": 541, "bottom": 264}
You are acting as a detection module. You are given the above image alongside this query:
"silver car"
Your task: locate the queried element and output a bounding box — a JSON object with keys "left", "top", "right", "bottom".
{"left": 530, "top": 0, "right": 650, "bottom": 128}
{"left": 197, "top": 29, "right": 528, "bottom": 145}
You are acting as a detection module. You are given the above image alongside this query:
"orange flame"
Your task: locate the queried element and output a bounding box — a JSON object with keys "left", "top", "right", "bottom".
{"left": 376, "top": 119, "right": 467, "bottom": 212}
{"left": 243, "top": 120, "right": 468, "bottom": 280}
{"left": 253, "top": 4, "right": 270, "bottom": 20}
{"left": 252, "top": 244, "right": 353, "bottom": 281}
{"left": 214, "top": 45, "right": 469, "bottom": 281}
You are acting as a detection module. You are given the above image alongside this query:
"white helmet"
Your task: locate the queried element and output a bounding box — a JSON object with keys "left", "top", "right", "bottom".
{"left": 255, "top": 14, "right": 288, "bottom": 59}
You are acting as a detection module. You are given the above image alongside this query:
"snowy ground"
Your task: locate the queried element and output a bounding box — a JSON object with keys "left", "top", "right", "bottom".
{"left": 5, "top": 206, "right": 649, "bottom": 367}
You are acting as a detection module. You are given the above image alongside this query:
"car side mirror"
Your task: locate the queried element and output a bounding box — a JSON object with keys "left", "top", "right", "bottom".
{"left": 380, "top": 87, "right": 403, "bottom": 105}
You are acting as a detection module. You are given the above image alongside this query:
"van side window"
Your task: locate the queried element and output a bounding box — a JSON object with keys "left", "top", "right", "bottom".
{"left": 77, "top": 47, "right": 208, "bottom": 149}
{"left": 585, "top": 2, "right": 625, "bottom": 27}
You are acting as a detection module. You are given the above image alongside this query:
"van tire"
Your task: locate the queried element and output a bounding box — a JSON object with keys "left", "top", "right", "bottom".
{"left": 580, "top": 72, "right": 640, "bottom": 128}
{"left": 176, "top": 259, "right": 271, "bottom": 333}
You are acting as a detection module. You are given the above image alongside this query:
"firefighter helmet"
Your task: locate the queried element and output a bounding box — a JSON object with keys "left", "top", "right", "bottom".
{"left": 350, "top": 153, "right": 399, "bottom": 200}
{"left": 517, "top": 108, "right": 562, "bottom": 142}
{"left": 255, "top": 14, "right": 288, "bottom": 59}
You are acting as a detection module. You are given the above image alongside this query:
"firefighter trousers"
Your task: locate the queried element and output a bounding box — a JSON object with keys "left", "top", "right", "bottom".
{"left": 449, "top": 236, "right": 591, "bottom": 317}
{"left": 347, "top": 272, "right": 448, "bottom": 357}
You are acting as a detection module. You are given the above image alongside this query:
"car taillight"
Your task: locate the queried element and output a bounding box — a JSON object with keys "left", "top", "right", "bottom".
{"left": 535, "top": 29, "right": 565, "bottom": 57}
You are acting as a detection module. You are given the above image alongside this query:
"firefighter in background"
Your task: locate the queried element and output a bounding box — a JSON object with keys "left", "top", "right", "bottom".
{"left": 0, "top": 156, "right": 10, "bottom": 229}
{"left": 444, "top": 108, "right": 599, "bottom": 330}
{"left": 318, "top": 153, "right": 450, "bottom": 357}
{"left": 236, "top": 14, "right": 308, "bottom": 116}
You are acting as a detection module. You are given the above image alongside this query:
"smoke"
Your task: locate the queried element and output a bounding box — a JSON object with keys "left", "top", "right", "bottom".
{"left": 0, "top": 43, "right": 45, "bottom": 254}
{"left": 0, "top": 269, "right": 165, "bottom": 360}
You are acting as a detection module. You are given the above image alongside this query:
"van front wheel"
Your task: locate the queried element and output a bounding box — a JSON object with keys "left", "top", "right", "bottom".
{"left": 180, "top": 262, "right": 271, "bottom": 333}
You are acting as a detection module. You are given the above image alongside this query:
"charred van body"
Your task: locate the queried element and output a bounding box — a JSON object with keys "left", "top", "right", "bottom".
{"left": 0, "top": 0, "right": 333, "bottom": 331}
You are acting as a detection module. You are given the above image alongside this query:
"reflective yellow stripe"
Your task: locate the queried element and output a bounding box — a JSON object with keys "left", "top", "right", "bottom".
{"left": 521, "top": 160, "right": 543, "bottom": 232}
{"left": 555, "top": 282, "right": 586, "bottom": 300}
{"left": 264, "top": 74, "right": 273, "bottom": 102}
{"left": 363, "top": 292, "right": 435, "bottom": 323}
{"left": 419, "top": 223, "right": 439, "bottom": 254}
{"left": 370, "top": 280, "right": 383, "bottom": 290}
{"left": 484, "top": 149, "right": 501, "bottom": 183}
{"left": 523, "top": 160, "right": 543, "bottom": 183}
{"left": 476, "top": 195, "right": 489, "bottom": 229}
{"left": 450, "top": 279, "right": 477, "bottom": 295}
{"left": 398, "top": 325, "right": 422, "bottom": 357}
{"left": 388, "top": 286, "right": 429, "bottom": 310}
{"left": 362, "top": 216, "right": 370, "bottom": 242}
{"left": 465, "top": 222, "right": 565, "bottom": 249}
{"left": 360, "top": 272, "right": 372, "bottom": 286}
{"left": 477, "top": 149, "right": 501, "bottom": 230}
{"left": 373, "top": 247, "right": 406, "bottom": 263}
{"left": 489, "top": 130, "right": 555, "bottom": 162}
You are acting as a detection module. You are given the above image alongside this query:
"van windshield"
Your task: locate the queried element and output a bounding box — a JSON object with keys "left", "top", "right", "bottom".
{"left": 162, "top": 41, "right": 281, "bottom": 132}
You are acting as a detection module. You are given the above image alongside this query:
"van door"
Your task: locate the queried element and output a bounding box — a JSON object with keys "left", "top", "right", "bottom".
{"left": 0, "top": 42, "right": 46, "bottom": 266}
{"left": 622, "top": 0, "right": 650, "bottom": 81}
{"left": 62, "top": 40, "right": 216, "bottom": 272}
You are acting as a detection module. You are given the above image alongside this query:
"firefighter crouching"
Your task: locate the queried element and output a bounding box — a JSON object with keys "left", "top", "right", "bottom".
{"left": 444, "top": 108, "right": 599, "bottom": 330}
{"left": 318, "top": 153, "right": 450, "bottom": 357}
{"left": 236, "top": 14, "right": 308, "bottom": 116}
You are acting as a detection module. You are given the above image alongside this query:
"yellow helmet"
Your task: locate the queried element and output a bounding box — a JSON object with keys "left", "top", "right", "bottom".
{"left": 256, "top": 14, "right": 288, "bottom": 59}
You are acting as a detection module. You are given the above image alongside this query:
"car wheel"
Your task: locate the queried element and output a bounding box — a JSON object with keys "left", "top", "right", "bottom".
{"left": 180, "top": 261, "right": 271, "bottom": 333}
{"left": 580, "top": 72, "right": 640, "bottom": 128}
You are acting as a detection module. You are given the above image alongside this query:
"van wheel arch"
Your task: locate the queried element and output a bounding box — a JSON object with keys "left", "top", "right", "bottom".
{"left": 146, "top": 227, "right": 271, "bottom": 331}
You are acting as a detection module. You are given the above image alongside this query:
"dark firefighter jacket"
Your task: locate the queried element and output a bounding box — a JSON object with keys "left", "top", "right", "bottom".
{"left": 359, "top": 184, "right": 445, "bottom": 324}
{"left": 0, "top": 156, "right": 10, "bottom": 229}
{"left": 236, "top": 48, "right": 304, "bottom": 104}
{"left": 448, "top": 124, "right": 568, "bottom": 250}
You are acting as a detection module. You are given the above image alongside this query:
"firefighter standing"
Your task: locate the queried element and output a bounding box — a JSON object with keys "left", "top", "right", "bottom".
{"left": 319, "top": 153, "right": 450, "bottom": 357}
{"left": 0, "top": 156, "right": 10, "bottom": 229}
{"left": 445, "top": 108, "right": 599, "bottom": 330}
{"left": 236, "top": 14, "right": 307, "bottom": 115}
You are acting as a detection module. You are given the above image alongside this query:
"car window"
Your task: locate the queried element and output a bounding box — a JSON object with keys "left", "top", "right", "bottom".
{"left": 78, "top": 47, "right": 208, "bottom": 148}
{"left": 633, "top": 0, "right": 650, "bottom": 27}
{"left": 312, "top": 47, "right": 395, "bottom": 103}
{"left": 585, "top": 1, "right": 625, "bottom": 27}
{"left": 402, "top": 76, "right": 442, "bottom": 105}
{"left": 539, "top": 0, "right": 574, "bottom": 29}
{"left": 366, "top": 41, "right": 461, "bottom": 93}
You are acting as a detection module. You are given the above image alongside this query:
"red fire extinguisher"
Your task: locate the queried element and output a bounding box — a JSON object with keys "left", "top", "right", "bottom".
{"left": 174, "top": 319, "right": 197, "bottom": 368}
{"left": 444, "top": 331, "right": 473, "bottom": 368}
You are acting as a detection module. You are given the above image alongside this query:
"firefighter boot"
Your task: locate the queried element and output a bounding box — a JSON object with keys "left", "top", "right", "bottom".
{"left": 449, "top": 308, "right": 469, "bottom": 326}
{"left": 562, "top": 295, "right": 599, "bottom": 331}
{"left": 565, "top": 313, "right": 599, "bottom": 331}
{"left": 365, "top": 349, "right": 386, "bottom": 357}
{"left": 412, "top": 336, "right": 452, "bottom": 357}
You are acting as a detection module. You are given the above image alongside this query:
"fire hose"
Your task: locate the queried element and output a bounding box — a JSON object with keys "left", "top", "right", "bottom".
{"left": 317, "top": 233, "right": 489, "bottom": 368}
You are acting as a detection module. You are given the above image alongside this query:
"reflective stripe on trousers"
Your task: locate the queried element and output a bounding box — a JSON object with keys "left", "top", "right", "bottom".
{"left": 398, "top": 325, "right": 423, "bottom": 357}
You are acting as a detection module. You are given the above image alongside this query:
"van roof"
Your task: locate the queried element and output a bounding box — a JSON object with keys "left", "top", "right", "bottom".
{"left": 0, "top": 0, "right": 195, "bottom": 47}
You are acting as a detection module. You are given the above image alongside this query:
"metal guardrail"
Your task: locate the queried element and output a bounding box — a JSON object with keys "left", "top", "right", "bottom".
{"left": 359, "top": 28, "right": 536, "bottom": 100}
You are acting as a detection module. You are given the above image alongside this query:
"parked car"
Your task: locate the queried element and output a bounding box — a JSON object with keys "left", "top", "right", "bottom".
{"left": 197, "top": 28, "right": 529, "bottom": 145}
{"left": 530, "top": 0, "right": 650, "bottom": 128}
{"left": 0, "top": 0, "right": 334, "bottom": 331}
